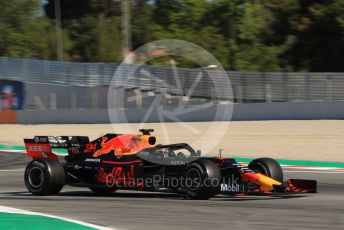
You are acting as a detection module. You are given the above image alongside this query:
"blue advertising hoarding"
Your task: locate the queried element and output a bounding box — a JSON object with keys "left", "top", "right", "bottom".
{"left": 0, "top": 80, "right": 24, "bottom": 111}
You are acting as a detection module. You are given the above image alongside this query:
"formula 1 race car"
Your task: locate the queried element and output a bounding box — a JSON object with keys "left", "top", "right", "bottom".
{"left": 23, "top": 129, "right": 317, "bottom": 199}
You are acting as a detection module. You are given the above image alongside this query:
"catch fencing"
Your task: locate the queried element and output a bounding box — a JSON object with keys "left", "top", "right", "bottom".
{"left": 1, "top": 56, "right": 344, "bottom": 106}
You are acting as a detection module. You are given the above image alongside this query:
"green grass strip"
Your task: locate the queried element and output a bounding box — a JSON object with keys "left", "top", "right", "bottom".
{"left": 0, "top": 144, "right": 25, "bottom": 151}
{"left": 235, "top": 157, "right": 344, "bottom": 168}
{"left": 0, "top": 213, "right": 96, "bottom": 230}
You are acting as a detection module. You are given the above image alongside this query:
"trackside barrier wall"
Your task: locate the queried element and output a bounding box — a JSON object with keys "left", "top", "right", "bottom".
{"left": 2, "top": 57, "right": 344, "bottom": 103}
{"left": 1, "top": 57, "right": 344, "bottom": 123}
{"left": 17, "top": 101, "right": 344, "bottom": 124}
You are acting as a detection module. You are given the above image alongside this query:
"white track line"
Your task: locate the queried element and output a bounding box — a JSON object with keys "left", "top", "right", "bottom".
{"left": 0, "top": 206, "right": 116, "bottom": 230}
{"left": 0, "top": 149, "right": 25, "bottom": 153}
{"left": 239, "top": 162, "right": 344, "bottom": 172}
{"left": 281, "top": 165, "right": 344, "bottom": 170}
{"left": 0, "top": 169, "right": 24, "bottom": 172}
{"left": 284, "top": 170, "right": 344, "bottom": 174}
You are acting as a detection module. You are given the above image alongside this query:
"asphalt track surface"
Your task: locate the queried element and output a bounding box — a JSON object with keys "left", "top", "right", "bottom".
{"left": 0, "top": 152, "right": 344, "bottom": 230}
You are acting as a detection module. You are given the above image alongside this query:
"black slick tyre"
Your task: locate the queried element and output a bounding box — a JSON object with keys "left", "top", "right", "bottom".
{"left": 24, "top": 159, "right": 65, "bottom": 195}
{"left": 183, "top": 159, "right": 221, "bottom": 199}
{"left": 248, "top": 158, "right": 283, "bottom": 182}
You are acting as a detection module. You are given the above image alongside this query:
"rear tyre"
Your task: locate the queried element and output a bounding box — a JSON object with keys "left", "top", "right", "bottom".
{"left": 183, "top": 159, "right": 221, "bottom": 199}
{"left": 248, "top": 158, "right": 283, "bottom": 182}
{"left": 24, "top": 159, "right": 65, "bottom": 195}
{"left": 89, "top": 187, "right": 116, "bottom": 194}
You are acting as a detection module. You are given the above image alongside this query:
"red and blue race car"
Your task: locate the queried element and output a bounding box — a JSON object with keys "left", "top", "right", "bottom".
{"left": 23, "top": 129, "right": 316, "bottom": 199}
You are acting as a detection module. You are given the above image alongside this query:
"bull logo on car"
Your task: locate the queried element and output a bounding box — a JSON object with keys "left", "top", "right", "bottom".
{"left": 93, "top": 134, "right": 153, "bottom": 157}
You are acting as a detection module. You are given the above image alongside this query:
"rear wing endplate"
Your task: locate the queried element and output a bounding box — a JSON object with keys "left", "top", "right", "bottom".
{"left": 24, "top": 136, "right": 89, "bottom": 159}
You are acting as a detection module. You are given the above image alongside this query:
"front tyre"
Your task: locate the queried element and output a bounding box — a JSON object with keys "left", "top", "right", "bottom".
{"left": 248, "top": 158, "right": 283, "bottom": 182}
{"left": 24, "top": 159, "right": 65, "bottom": 195}
{"left": 183, "top": 159, "right": 221, "bottom": 199}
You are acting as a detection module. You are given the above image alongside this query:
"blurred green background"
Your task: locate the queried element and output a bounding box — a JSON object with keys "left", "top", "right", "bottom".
{"left": 0, "top": 0, "right": 343, "bottom": 72}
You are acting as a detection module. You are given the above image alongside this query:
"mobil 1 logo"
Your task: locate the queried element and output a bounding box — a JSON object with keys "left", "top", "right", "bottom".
{"left": 220, "top": 174, "right": 247, "bottom": 193}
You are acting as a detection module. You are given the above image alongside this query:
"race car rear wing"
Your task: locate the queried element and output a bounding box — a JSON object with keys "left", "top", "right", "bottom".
{"left": 24, "top": 136, "right": 89, "bottom": 159}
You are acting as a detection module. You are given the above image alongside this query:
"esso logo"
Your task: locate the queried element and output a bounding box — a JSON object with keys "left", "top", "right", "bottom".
{"left": 29, "top": 145, "right": 48, "bottom": 152}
